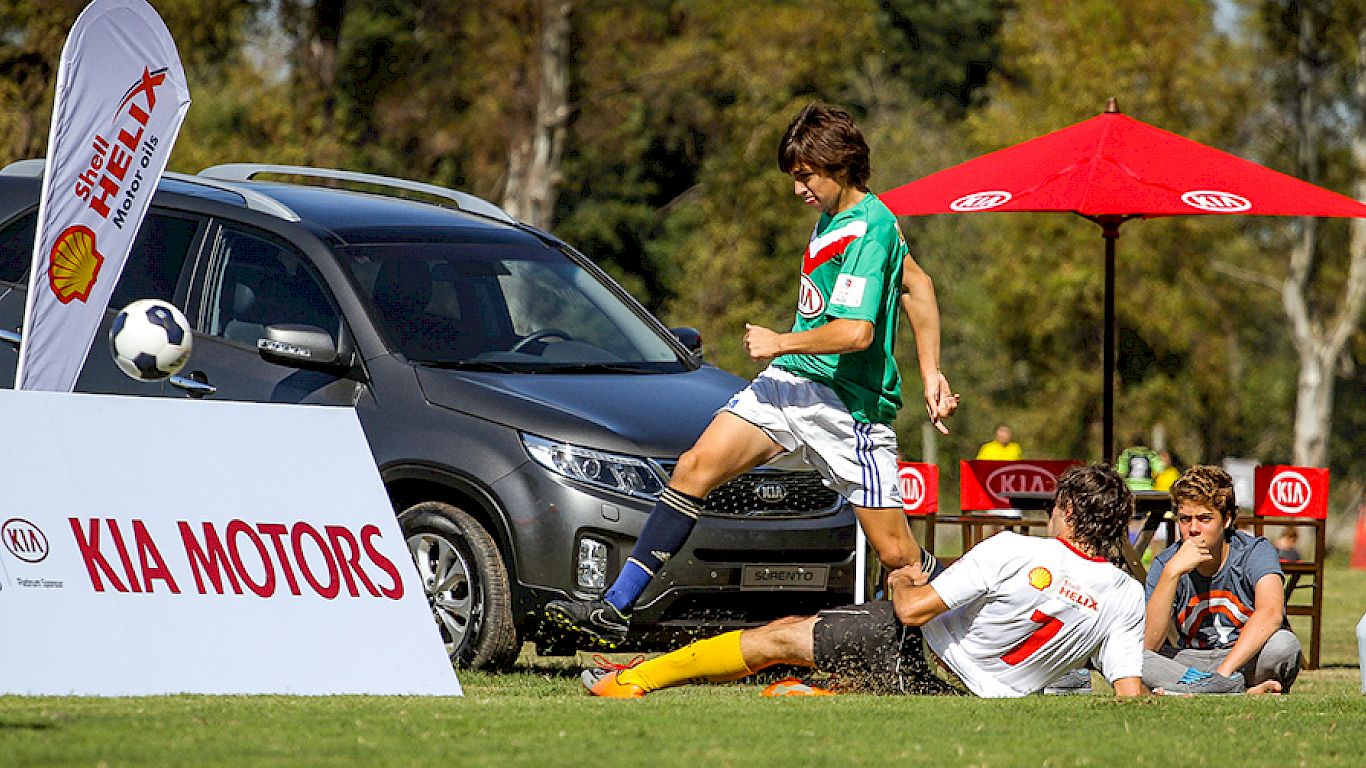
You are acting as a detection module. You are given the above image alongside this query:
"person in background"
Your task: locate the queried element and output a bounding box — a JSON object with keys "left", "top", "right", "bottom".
{"left": 976, "top": 423, "right": 1022, "bottom": 460}
{"left": 1274, "top": 527, "right": 1302, "bottom": 562}
{"left": 1153, "top": 449, "right": 1181, "bottom": 492}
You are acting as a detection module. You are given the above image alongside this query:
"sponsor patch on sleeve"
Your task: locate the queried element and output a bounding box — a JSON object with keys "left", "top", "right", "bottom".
{"left": 830, "top": 274, "right": 866, "bottom": 308}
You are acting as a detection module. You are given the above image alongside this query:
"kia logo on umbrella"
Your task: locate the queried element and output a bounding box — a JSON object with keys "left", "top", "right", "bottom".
{"left": 950, "top": 190, "right": 1013, "bottom": 212}
{"left": 3, "top": 518, "right": 49, "bottom": 563}
{"left": 1181, "top": 190, "right": 1251, "bottom": 213}
{"left": 1268, "top": 470, "right": 1312, "bottom": 515}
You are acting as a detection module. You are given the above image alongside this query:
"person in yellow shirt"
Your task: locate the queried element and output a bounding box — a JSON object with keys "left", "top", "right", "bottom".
{"left": 976, "top": 424, "right": 1022, "bottom": 460}
{"left": 1153, "top": 449, "right": 1180, "bottom": 491}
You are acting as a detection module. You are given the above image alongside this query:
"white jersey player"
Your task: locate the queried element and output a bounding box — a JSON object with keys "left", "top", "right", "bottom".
{"left": 582, "top": 464, "right": 1149, "bottom": 699}
{"left": 924, "top": 532, "right": 1144, "bottom": 697}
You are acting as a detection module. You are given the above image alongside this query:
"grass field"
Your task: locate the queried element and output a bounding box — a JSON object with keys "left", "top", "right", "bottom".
{"left": 5, "top": 559, "right": 1365, "bottom": 767}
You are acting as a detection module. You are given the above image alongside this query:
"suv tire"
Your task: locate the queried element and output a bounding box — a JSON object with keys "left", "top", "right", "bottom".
{"left": 399, "top": 501, "right": 519, "bottom": 670}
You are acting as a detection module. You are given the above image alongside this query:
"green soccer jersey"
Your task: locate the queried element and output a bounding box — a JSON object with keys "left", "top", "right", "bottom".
{"left": 773, "top": 194, "right": 905, "bottom": 424}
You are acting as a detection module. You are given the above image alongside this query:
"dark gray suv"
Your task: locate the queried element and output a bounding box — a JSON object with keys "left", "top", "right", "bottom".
{"left": 0, "top": 161, "right": 858, "bottom": 669}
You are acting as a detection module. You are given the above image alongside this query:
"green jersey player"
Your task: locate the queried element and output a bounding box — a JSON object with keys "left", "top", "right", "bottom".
{"left": 546, "top": 102, "right": 959, "bottom": 648}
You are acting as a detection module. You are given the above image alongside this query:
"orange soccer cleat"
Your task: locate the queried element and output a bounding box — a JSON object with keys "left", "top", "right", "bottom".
{"left": 760, "top": 676, "right": 837, "bottom": 697}
{"left": 581, "top": 654, "right": 647, "bottom": 698}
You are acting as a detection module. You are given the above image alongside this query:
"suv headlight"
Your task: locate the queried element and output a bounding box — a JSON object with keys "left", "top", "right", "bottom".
{"left": 521, "top": 433, "right": 666, "bottom": 500}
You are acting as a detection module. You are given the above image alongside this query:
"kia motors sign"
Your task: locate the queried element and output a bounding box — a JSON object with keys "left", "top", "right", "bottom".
{"left": 1253, "top": 465, "right": 1329, "bottom": 520}
{"left": 898, "top": 462, "right": 939, "bottom": 515}
{"left": 0, "top": 390, "right": 459, "bottom": 696}
{"left": 950, "top": 190, "right": 1013, "bottom": 212}
{"left": 959, "top": 459, "right": 1082, "bottom": 511}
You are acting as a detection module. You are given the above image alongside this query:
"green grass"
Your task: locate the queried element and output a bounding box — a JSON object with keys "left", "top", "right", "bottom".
{"left": 5, "top": 561, "right": 1366, "bottom": 767}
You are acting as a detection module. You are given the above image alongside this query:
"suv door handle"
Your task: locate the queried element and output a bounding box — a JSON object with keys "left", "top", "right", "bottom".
{"left": 169, "top": 372, "right": 217, "bottom": 398}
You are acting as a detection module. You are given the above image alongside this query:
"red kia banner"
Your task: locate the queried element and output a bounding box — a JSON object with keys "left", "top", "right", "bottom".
{"left": 1254, "top": 465, "right": 1329, "bottom": 520}
{"left": 16, "top": 0, "right": 191, "bottom": 391}
{"left": 959, "top": 459, "right": 1082, "bottom": 511}
{"left": 898, "top": 461, "right": 939, "bottom": 515}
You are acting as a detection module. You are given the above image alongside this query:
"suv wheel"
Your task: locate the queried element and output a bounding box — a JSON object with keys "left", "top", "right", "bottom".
{"left": 399, "top": 501, "right": 519, "bottom": 670}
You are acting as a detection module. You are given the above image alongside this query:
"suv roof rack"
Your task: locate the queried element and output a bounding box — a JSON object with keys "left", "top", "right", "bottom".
{"left": 0, "top": 158, "right": 301, "bottom": 222}
{"left": 199, "top": 163, "right": 516, "bottom": 224}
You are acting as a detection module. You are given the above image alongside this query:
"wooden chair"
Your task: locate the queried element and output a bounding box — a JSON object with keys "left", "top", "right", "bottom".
{"left": 1240, "top": 465, "right": 1331, "bottom": 670}
{"left": 1238, "top": 513, "right": 1326, "bottom": 670}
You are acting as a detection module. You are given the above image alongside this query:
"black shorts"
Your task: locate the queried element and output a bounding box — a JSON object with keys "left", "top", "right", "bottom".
{"left": 812, "top": 601, "right": 965, "bottom": 695}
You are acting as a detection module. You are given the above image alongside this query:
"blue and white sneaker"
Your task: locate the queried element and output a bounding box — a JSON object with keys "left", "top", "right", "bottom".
{"left": 1161, "top": 667, "right": 1245, "bottom": 696}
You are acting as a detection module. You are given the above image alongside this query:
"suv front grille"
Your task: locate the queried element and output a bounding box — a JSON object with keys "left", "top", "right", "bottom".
{"left": 656, "top": 463, "right": 842, "bottom": 518}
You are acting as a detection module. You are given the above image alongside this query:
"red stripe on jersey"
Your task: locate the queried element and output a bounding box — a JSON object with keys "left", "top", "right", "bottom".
{"left": 803, "top": 221, "right": 867, "bottom": 274}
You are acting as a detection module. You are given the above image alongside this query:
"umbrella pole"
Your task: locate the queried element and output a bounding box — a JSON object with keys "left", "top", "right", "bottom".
{"left": 1102, "top": 219, "right": 1120, "bottom": 464}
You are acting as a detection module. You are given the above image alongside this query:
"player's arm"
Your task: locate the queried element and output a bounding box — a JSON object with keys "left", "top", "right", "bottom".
{"left": 899, "top": 253, "right": 958, "bottom": 433}
{"left": 1214, "top": 572, "right": 1286, "bottom": 677}
{"left": 1143, "top": 541, "right": 1209, "bottom": 650}
{"left": 1110, "top": 677, "right": 1148, "bottom": 697}
{"left": 743, "top": 319, "right": 872, "bottom": 361}
{"left": 886, "top": 564, "right": 950, "bottom": 626}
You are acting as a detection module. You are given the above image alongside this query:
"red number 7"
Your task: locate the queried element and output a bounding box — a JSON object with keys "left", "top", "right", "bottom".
{"left": 1001, "top": 609, "right": 1063, "bottom": 666}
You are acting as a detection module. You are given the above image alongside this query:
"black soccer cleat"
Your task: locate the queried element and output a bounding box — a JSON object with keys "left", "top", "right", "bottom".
{"left": 544, "top": 598, "right": 630, "bottom": 648}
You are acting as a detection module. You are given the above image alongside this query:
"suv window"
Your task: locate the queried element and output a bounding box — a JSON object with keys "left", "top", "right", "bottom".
{"left": 207, "top": 226, "right": 340, "bottom": 345}
{"left": 0, "top": 210, "right": 198, "bottom": 304}
{"left": 337, "top": 239, "right": 684, "bottom": 370}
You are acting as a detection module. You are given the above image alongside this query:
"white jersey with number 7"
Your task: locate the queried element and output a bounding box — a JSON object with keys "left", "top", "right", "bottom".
{"left": 924, "top": 531, "right": 1145, "bottom": 698}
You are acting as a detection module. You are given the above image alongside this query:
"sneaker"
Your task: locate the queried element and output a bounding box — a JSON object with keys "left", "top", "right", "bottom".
{"left": 1158, "top": 668, "right": 1245, "bottom": 696}
{"left": 544, "top": 598, "right": 630, "bottom": 647}
{"left": 581, "top": 654, "right": 646, "bottom": 698}
{"left": 1042, "top": 668, "right": 1092, "bottom": 696}
{"left": 760, "top": 676, "right": 837, "bottom": 697}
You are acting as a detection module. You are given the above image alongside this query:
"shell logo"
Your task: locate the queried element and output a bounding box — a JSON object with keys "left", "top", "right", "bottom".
{"left": 1028, "top": 566, "right": 1052, "bottom": 591}
{"left": 47, "top": 225, "right": 104, "bottom": 304}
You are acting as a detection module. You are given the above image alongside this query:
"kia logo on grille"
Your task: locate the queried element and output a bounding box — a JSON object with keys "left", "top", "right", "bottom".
{"left": 755, "top": 482, "right": 787, "bottom": 504}
{"left": 3, "top": 518, "right": 49, "bottom": 563}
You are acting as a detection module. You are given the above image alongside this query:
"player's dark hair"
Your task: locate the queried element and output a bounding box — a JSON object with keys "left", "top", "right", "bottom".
{"left": 1054, "top": 464, "right": 1134, "bottom": 565}
{"left": 1170, "top": 464, "right": 1237, "bottom": 527}
{"left": 777, "top": 102, "right": 871, "bottom": 190}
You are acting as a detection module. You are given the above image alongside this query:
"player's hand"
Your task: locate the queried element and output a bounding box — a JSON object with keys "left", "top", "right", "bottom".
{"left": 744, "top": 323, "right": 783, "bottom": 362}
{"left": 886, "top": 562, "right": 929, "bottom": 596}
{"left": 1168, "top": 536, "right": 1213, "bottom": 575}
{"left": 923, "top": 371, "right": 960, "bottom": 435}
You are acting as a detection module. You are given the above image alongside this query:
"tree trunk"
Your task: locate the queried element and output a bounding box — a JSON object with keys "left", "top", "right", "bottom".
{"left": 1285, "top": 17, "right": 1366, "bottom": 467}
{"left": 502, "top": 0, "right": 571, "bottom": 230}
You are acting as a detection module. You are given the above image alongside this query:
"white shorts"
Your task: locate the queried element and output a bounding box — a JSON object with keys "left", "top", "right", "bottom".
{"left": 723, "top": 366, "right": 902, "bottom": 509}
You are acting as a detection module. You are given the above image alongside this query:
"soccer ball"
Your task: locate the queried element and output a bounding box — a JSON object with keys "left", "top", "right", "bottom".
{"left": 109, "top": 299, "right": 193, "bottom": 381}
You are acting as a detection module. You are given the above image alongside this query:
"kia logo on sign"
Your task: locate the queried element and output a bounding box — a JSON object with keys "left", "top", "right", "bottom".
{"left": 950, "top": 190, "right": 1013, "bottom": 212}
{"left": 985, "top": 465, "right": 1057, "bottom": 503}
{"left": 900, "top": 465, "right": 926, "bottom": 511}
{"left": 1180, "top": 190, "right": 1252, "bottom": 213}
{"left": 1268, "top": 470, "right": 1312, "bottom": 515}
{"left": 2, "top": 518, "right": 49, "bottom": 563}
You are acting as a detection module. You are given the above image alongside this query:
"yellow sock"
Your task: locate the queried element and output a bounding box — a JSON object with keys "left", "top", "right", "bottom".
{"left": 619, "top": 631, "right": 751, "bottom": 692}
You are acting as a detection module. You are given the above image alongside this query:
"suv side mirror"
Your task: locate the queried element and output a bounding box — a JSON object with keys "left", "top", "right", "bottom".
{"left": 670, "top": 326, "right": 704, "bottom": 359}
{"left": 257, "top": 323, "right": 353, "bottom": 373}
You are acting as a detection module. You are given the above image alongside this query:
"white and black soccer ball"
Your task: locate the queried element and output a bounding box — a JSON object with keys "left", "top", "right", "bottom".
{"left": 109, "top": 298, "right": 193, "bottom": 381}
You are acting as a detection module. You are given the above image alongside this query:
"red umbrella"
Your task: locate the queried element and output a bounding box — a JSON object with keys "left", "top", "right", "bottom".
{"left": 881, "top": 99, "right": 1366, "bottom": 461}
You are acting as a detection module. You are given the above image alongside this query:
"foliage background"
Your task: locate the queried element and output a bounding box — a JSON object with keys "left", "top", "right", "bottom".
{"left": 2, "top": 0, "right": 1365, "bottom": 520}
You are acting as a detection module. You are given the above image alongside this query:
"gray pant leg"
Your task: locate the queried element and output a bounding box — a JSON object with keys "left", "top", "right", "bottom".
{"left": 1245, "top": 628, "right": 1301, "bottom": 691}
{"left": 1143, "top": 646, "right": 1235, "bottom": 691}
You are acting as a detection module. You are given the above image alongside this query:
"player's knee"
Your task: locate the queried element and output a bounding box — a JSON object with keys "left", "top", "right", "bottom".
{"left": 672, "top": 448, "right": 723, "bottom": 493}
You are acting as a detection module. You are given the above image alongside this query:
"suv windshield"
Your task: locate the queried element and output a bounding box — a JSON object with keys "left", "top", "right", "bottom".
{"left": 336, "top": 238, "right": 687, "bottom": 372}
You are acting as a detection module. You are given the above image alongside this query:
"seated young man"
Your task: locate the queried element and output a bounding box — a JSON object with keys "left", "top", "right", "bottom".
{"left": 1142, "top": 464, "right": 1300, "bottom": 693}
{"left": 583, "top": 465, "right": 1152, "bottom": 698}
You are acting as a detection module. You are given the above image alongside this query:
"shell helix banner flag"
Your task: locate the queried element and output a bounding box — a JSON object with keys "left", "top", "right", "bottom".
{"left": 0, "top": 390, "right": 461, "bottom": 695}
{"left": 15, "top": 0, "right": 191, "bottom": 392}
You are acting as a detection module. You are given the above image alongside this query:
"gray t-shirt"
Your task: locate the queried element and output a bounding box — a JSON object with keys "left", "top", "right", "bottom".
{"left": 1145, "top": 530, "right": 1284, "bottom": 650}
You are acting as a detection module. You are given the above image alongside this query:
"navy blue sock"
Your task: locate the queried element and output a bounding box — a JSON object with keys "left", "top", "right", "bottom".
{"left": 603, "top": 488, "right": 703, "bottom": 613}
